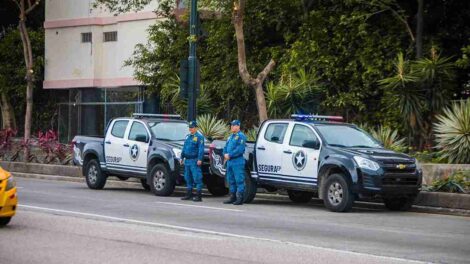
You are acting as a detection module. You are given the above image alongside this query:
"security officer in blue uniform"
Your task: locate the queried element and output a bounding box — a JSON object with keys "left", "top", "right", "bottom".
{"left": 223, "top": 120, "right": 247, "bottom": 205}
{"left": 180, "top": 121, "right": 205, "bottom": 202}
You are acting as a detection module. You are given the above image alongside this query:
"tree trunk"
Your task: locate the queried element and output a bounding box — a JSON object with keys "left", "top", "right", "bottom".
{"left": 0, "top": 93, "right": 17, "bottom": 130}
{"left": 416, "top": 0, "right": 424, "bottom": 58}
{"left": 233, "top": 0, "right": 276, "bottom": 124}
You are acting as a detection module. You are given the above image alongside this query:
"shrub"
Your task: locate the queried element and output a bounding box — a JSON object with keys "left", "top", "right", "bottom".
{"left": 37, "top": 130, "right": 72, "bottom": 164}
{"left": 245, "top": 127, "right": 258, "bottom": 142}
{"left": 196, "top": 114, "right": 228, "bottom": 140}
{"left": 434, "top": 99, "right": 470, "bottom": 164}
{"left": 430, "top": 170, "right": 470, "bottom": 193}
{"left": 358, "top": 124, "right": 407, "bottom": 152}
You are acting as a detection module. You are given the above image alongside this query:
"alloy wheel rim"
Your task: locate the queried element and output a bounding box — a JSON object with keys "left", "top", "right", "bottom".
{"left": 327, "top": 182, "right": 343, "bottom": 206}
{"left": 88, "top": 165, "right": 98, "bottom": 184}
{"left": 153, "top": 170, "right": 166, "bottom": 191}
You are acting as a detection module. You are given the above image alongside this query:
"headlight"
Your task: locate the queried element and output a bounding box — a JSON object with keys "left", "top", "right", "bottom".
{"left": 353, "top": 156, "right": 380, "bottom": 171}
{"left": 172, "top": 148, "right": 182, "bottom": 159}
{"left": 6, "top": 176, "right": 16, "bottom": 191}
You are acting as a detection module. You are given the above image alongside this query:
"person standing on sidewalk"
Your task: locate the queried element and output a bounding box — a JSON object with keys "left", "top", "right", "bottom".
{"left": 223, "top": 120, "right": 247, "bottom": 205}
{"left": 180, "top": 121, "right": 205, "bottom": 202}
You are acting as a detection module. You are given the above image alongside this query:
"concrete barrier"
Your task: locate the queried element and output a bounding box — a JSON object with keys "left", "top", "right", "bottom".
{"left": 0, "top": 161, "right": 81, "bottom": 177}
{"left": 421, "top": 163, "right": 470, "bottom": 185}
{"left": 415, "top": 192, "right": 470, "bottom": 210}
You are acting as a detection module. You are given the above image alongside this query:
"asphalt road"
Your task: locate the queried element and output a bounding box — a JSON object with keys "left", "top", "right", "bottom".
{"left": 1, "top": 178, "right": 469, "bottom": 264}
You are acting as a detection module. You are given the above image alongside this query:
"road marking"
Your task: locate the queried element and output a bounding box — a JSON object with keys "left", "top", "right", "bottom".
{"left": 154, "top": 201, "right": 244, "bottom": 212}
{"left": 19, "top": 204, "right": 428, "bottom": 264}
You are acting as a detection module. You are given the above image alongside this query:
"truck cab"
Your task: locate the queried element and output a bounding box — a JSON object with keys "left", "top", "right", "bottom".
{"left": 210, "top": 115, "right": 422, "bottom": 212}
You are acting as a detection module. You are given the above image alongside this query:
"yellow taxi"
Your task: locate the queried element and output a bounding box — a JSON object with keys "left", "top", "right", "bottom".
{"left": 0, "top": 167, "right": 17, "bottom": 227}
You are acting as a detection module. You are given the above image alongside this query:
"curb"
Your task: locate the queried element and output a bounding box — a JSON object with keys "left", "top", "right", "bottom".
{"left": 13, "top": 172, "right": 469, "bottom": 217}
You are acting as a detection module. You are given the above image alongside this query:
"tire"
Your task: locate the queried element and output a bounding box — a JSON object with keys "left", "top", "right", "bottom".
{"left": 321, "top": 173, "right": 354, "bottom": 212}
{"left": 206, "top": 174, "right": 229, "bottom": 196}
{"left": 287, "top": 190, "right": 314, "bottom": 203}
{"left": 243, "top": 170, "right": 257, "bottom": 204}
{"left": 117, "top": 176, "right": 129, "bottom": 181}
{"left": 148, "top": 163, "right": 175, "bottom": 196}
{"left": 140, "top": 178, "right": 150, "bottom": 191}
{"left": 85, "top": 159, "right": 107, "bottom": 190}
{"left": 0, "top": 217, "right": 11, "bottom": 227}
{"left": 383, "top": 196, "right": 415, "bottom": 211}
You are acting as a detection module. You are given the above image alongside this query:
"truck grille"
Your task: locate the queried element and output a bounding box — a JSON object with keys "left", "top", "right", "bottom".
{"left": 382, "top": 175, "right": 418, "bottom": 186}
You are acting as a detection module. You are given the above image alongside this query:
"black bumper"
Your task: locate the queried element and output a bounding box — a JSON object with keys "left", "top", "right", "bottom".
{"left": 357, "top": 168, "right": 422, "bottom": 197}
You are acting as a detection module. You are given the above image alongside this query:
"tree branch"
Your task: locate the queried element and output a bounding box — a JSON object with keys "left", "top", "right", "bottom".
{"left": 25, "top": 0, "right": 40, "bottom": 15}
{"left": 256, "top": 59, "right": 276, "bottom": 84}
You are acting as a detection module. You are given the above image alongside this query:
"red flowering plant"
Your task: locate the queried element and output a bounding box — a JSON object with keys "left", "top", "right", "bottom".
{"left": 37, "top": 130, "right": 71, "bottom": 164}
{"left": 0, "top": 129, "right": 17, "bottom": 160}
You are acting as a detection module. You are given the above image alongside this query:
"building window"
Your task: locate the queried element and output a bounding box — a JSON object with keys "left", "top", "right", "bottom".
{"left": 103, "top": 31, "right": 118, "bottom": 42}
{"left": 81, "top": 32, "right": 92, "bottom": 43}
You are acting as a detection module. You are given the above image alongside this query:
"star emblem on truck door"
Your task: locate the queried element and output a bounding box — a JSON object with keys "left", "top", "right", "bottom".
{"left": 292, "top": 150, "right": 307, "bottom": 171}
{"left": 130, "top": 144, "right": 139, "bottom": 161}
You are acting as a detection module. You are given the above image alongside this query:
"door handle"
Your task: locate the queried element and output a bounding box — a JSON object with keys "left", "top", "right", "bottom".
{"left": 123, "top": 144, "right": 129, "bottom": 147}
{"left": 105, "top": 141, "right": 111, "bottom": 144}
{"left": 283, "top": 150, "right": 292, "bottom": 154}
{"left": 257, "top": 146, "right": 266, "bottom": 150}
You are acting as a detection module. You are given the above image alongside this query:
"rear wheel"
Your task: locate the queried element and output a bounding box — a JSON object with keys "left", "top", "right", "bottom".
{"left": 322, "top": 173, "right": 354, "bottom": 212}
{"left": 85, "top": 159, "right": 107, "bottom": 190}
{"left": 207, "top": 175, "right": 229, "bottom": 196}
{"left": 243, "top": 170, "right": 257, "bottom": 204}
{"left": 0, "top": 217, "right": 11, "bottom": 227}
{"left": 140, "top": 178, "right": 150, "bottom": 191}
{"left": 287, "top": 190, "right": 314, "bottom": 203}
{"left": 384, "top": 196, "right": 415, "bottom": 211}
{"left": 148, "top": 163, "right": 175, "bottom": 196}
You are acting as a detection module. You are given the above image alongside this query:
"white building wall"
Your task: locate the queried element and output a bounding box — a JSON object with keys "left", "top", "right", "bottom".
{"left": 44, "top": 0, "right": 160, "bottom": 89}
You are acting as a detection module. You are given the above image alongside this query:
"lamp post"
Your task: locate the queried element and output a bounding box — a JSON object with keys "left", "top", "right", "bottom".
{"left": 187, "top": 0, "right": 198, "bottom": 121}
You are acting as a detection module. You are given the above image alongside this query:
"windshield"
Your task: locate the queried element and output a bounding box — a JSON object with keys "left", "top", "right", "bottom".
{"left": 314, "top": 125, "right": 381, "bottom": 148}
{"left": 148, "top": 122, "right": 188, "bottom": 141}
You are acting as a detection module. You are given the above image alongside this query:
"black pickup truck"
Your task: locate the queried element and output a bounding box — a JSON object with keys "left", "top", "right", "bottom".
{"left": 209, "top": 115, "right": 422, "bottom": 212}
{"left": 73, "top": 114, "right": 227, "bottom": 197}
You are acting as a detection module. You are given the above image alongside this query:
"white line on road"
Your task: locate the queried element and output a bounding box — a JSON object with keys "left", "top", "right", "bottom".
{"left": 154, "top": 201, "right": 244, "bottom": 212}
{"left": 19, "top": 204, "right": 429, "bottom": 264}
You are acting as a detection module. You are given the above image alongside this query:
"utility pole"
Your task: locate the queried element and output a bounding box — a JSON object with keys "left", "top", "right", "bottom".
{"left": 187, "top": 0, "right": 198, "bottom": 121}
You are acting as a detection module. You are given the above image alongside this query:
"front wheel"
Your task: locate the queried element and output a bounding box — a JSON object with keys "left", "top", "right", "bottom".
{"left": 243, "top": 170, "right": 257, "bottom": 204}
{"left": 85, "top": 159, "right": 107, "bottom": 190}
{"left": 0, "top": 217, "right": 11, "bottom": 227}
{"left": 322, "top": 173, "right": 354, "bottom": 212}
{"left": 148, "top": 163, "right": 175, "bottom": 196}
{"left": 383, "top": 196, "right": 415, "bottom": 211}
{"left": 287, "top": 190, "right": 314, "bottom": 203}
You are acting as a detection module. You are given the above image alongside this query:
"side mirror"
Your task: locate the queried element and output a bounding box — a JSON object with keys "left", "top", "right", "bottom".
{"left": 207, "top": 136, "right": 213, "bottom": 142}
{"left": 302, "top": 140, "right": 320, "bottom": 149}
{"left": 135, "top": 134, "right": 148, "bottom": 143}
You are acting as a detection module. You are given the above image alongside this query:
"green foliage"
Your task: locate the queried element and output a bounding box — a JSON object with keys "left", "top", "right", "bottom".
{"left": 433, "top": 99, "right": 470, "bottom": 164}
{"left": 430, "top": 170, "right": 470, "bottom": 193}
{"left": 358, "top": 124, "right": 407, "bottom": 152}
{"left": 266, "top": 69, "right": 321, "bottom": 118}
{"left": 196, "top": 114, "right": 228, "bottom": 140}
{"left": 409, "top": 150, "right": 447, "bottom": 164}
{"left": 244, "top": 127, "right": 258, "bottom": 142}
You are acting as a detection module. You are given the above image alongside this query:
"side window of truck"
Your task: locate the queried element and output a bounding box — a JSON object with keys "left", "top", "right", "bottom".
{"left": 264, "top": 123, "right": 288, "bottom": 144}
{"left": 111, "top": 120, "right": 129, "bottom": 138}
{"left": 290, "top": 125, "right": 318, "bottom": 147}
{"left": 128, "top": 122, "right": 149, "bottom": 142}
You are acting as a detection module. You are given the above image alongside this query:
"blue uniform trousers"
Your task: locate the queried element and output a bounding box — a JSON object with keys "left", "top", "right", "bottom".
{"left": 226, "top": 160, "right": 245, "bottom": 194}
{"left": 184, "top": 159, "right": 203, "bottom": 192}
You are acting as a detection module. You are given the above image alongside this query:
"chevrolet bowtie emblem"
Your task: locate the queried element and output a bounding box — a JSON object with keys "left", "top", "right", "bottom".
{"left": 396, "top": 164, "right": 406, "bottom": 169}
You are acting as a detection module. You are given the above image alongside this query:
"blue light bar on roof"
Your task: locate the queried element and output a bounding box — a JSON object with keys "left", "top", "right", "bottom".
{"left": 291, "top": 114, "right": 344, "bottom": 121}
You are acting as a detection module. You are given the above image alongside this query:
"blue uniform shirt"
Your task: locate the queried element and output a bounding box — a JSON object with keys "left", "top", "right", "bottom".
{"left": 181, "top": 131, "right": 205, "bottom": 161}
{"left": 223, "top": 131, "right": 246, "bottom": 162}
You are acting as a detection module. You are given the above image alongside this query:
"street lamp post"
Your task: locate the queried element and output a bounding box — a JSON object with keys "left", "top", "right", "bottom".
{"left": 187, "top": 0, "right": 198, "bottom": 121}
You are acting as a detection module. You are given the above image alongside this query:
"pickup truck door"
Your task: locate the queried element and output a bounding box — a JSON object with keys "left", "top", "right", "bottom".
{"left": 281, "top": 123, "right": 321, "bottom": 187}
{"left": 120, "top": 120, "right": 150, "bottom": 176}
{"left": 104, "top": 120, "right": 130, "bottom": 172}
{"left": 255, "top": 122, "right": 290, "bottom": 180}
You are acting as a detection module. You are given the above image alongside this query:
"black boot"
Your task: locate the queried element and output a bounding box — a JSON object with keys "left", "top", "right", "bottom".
{"left": 181, "top": 190, "right": 193, "bottom": 200}
{"left": 223, "top": 193, "right": 236, "bottom": 204}
{"left": 233, "top": 193, "right": 244, "bottom": 205}
{"left": 193, "top": 190, "right": 202, "bottom": 202}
